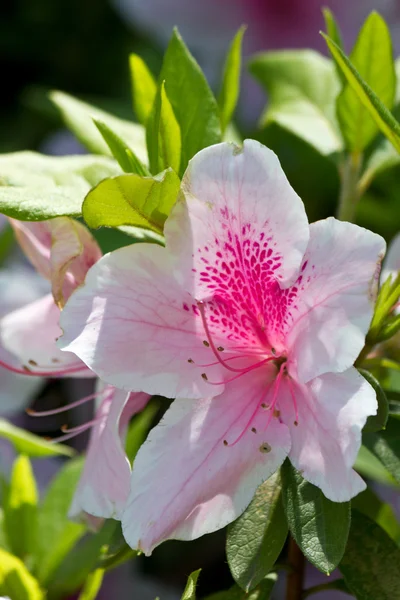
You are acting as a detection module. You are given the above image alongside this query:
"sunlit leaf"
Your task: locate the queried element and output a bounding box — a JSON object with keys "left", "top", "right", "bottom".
{"left": 218, "top": 26, "right": 246, "bottom": 134}
{"left": 94, "top": 119, "right": 149, "bottom": 176}
{"left": 0, "top": 418, "right": 74, "bottom": 458}
{"left": 146, "top": 81, "right": 181, "bottom": 174}
{"left": 0, "top": 548, "right": 43, "bottom": 600}
{"left": 129, "top": 54, "right": 157, "bottom": 125}
{"left": 181, "top": 569, "right": 201, "bottom": 600}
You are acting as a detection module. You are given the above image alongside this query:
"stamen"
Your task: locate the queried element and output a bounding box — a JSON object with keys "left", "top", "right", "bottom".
{"left": 287, "top": 376, "right": 300, "bottom": 425}
{"left": 0, "top": 359, "right": 88, "bottom": 378}
{"left": 205, "top": 356, "right": 276, "bottom": 386}
{"left": 264, "top": 364, "right": 286, "bottom": 429}
{"left": 26, "top": 390, "right": 102, "bottom": 417}
{"left": 225, "top": 380, "right": 274, "bottom": 447}
{"left": 60, "top": 418, "right": 99, "bottom": 434}
{"left": 49, "top": 422, "right": 94, "bottom": 444}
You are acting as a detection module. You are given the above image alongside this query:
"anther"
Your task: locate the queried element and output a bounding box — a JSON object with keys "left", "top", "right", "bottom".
{"left": 294, "top": 420, "right": 299, "bottom": 427}
{"left": 259, "top": 443, "right": 271, "bottom": 453}
{"left": 188, "top": 359, "right": 194, "bottom": 363}
{"left": 251, "top": 427, "right": 257, "bottom": 433}
{"left": 203, "top": 340, "right": 210, "bottom": 347}
{"left": 261, "top": 402, "right": 267, "bottom": 409}
{"left": 28, "top": 360, "right": 38, "bottom": 367}
{"left": 223, "top": 439, "right": 228, "bottom": 446}
{"left": 201, "top": 373, "right": 208, "bottom": 380}
{"left": 217, "top": 346, "right": 224, "bottom": 352}
{"left": 271, "top": 347, "right": 276, "bottom": 355}
{"left": 273, "top": 409, "right": 280, "bottom": 418}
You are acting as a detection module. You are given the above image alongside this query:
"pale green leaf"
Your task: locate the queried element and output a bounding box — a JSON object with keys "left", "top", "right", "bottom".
{"left": 160, "top": 28, "right": 221, "bottom": 174}
{"left": 355, "top": 444, "right": 397, "bottom": 486}
{"left": 94, "top": 119, "right": 149, "bottom": 176}
{"left": 0, "top": 151, "right": 121, "bottom": 221}
{"left": 0, "top": 418, "right": 74, "bottom": 458}
{"left": 363, "top": 416, "right": 400, "bottom": 483}
{"left": 322, "top": 33, "right": 400, "bottom": 153}
{"left": 125, "top": 399, "right": 159, "bottom": 465}
{"left": 146, "top": 81, "right": 181, "bottom": 174}
{"left": 129, "top": 53, "right": 157, "bottom": 125}
{"left": 49, "top": 91, "right": 148, "bottom": 163}
{"left": 281, "top": 462, "right": 350, "bottom": 574}
{"left": 226, "top": 472, "right": 287, "bottom": 592}
{"left": 249, "top": 50, "right": 342, "bottom": 154}
{"left": 337, "top": 12, "right": 395, "bottom": 151}
{"left": 0, "top": 548, "right": 44, "bottom": 600}
{"left": 352, "top": 487, "right": 400, "bottom": 543}
{"left": 358, "top": 369, "right": 388, "bottom": 432}
{"left": 4, "top": 455, "right": 38, "bottom": 560}
{"left": 35, "top": 457, "right": 85, "bottom": 585}
{"left": 83, "top": 168, "right": 180, "bottom": 233}
{"left": 218, "top": 26, "right": 246, "bottom": 133}
{"left": 181, "top": 569, "right": 201, "bottom": 600}
{"left": 205, "top": 574, "right": 277, "bottom": 600}
{"left": 78, "top": 569, "right": 104, "bottom": 600}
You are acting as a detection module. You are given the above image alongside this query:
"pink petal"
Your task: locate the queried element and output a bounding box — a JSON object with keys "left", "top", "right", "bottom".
{"left": 121, "top": 370, "right": 290, "bottom": 555}
{"left": 279, "top": 368, "right": 376, "bottom": 502}
{"left": 69, "top": 386, "right": 151, "bottom": 520}
{"left": 287, "top": 218, "right": 385, "bottom": 382}
{"left": 10, "top": 218, "right": 102, "bottom": 307}
{"left": 0, "top": 294, "right": 91, "bottom": 375}
{"left": 59, "top": 243, "right": 225, "bottom": 398}
{"left": 382, "top": 232, "right": 400, "bottom": 282}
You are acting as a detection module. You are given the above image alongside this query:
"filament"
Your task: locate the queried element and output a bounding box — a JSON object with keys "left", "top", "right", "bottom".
{"left": 0, "top": 359, "right": 89, "bottom": 378}
{"left": 27, "top": 391, "right": 102, "bottom": 417}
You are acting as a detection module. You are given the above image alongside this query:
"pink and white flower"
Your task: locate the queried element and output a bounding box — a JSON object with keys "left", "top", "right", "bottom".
{"left": 59, "top": 140, "right": 385, "bottom": 553}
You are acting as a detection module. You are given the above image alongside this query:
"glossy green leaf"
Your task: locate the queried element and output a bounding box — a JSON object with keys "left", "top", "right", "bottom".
{"left": 160, "top": 28, "right": 221, "bottom": 174}
{"left": 355, "top": 444, "right": 397, "bottom": 486}
{"left": 146, "top": 81, "right": 181, "bottom": 174}
{"left": 83, "top": 168, "right": 180, "bottom": 233}
{"left": 205, "top": 575, "right": 277, "bottom": 600}
{"left": 352, "top": 487, "right": 400, "bottom": 543}
{"left": 181, "top": 569, "right": 201, "bottom": 600}
{"left": 226, "top": 471, "right": 287, "bottom": 592}
{"left": 125, "top": 399, "right": 159, "bottom": 465}
{"left": 94, "top": 119, "right": 149, "bottom": 176}
{"left": 363, "top": 416, "right": 400, "bottom": 482}
{"left": 0, "top": 418, "right": 74, "bottom": 458}
{"left": 218, "top": 26, "right": 246, "bottom": 133}
{"left": 322, "top": 33, "right": 400, "bottom": 153}
{"left": 337, "top": 12, "right": 395, "bottom": 152}
{"left": 129, "top": 53, "right": 157, "bottom": 125}
{"left": 281, "top": 461, "right": 350, "bottom": 574}
{"left": 0, "top": 151, "right": 121, "bottom": 221}
{"left": 49, "top": 91, "right": 148, "bottom": 163}
{"left": 358, "top": 369, "right": 389, "bottom": 432}
{"left": 0, "top": 548, "right": 44, "bottom": 600}
{"left": 249, "top": 50, "right": 342, "bottom": 155}
{"left": 35, "top": 457, "right": 85, "bottom": 585}
{"left": 78, "top": 569, "right": 104, "bottom": 600}
{"left": 4, "top": 455, "right": 38, "bottom": 560}
{"left": 340, "top": 510, "right": 400, "bottom": 599}
{"left": 48, "top": 520, "right": 116, "bottom": 599}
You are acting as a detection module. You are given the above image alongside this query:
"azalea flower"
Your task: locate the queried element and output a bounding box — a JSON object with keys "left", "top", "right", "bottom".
{"left": 0, "top": 217, "right": 150, "bottom": 520}
{"left": 59, "top": 140, "right": 385, "bottom": 553}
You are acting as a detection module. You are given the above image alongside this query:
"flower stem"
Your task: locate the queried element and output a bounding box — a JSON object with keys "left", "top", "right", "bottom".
{"left": 337, "top": 152, "right": 362, "bottom": 222}
{"left": 286, "top": 537, "right": 305, "bottom": 600}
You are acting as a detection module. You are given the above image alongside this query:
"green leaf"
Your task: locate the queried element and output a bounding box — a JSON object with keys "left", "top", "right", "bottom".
{"left": 146, "top": 81, "right": 181, "bottom": 174}
{"left": 302, "top": 579, "right": 352, "bottom": 598}
{"left": 49, "top": 90, "right": 148, "bottom": 163}
{"left": 94, "top": 119, "right": 149, "bottom": 176}
{"left": 218, "top": 26, "right": 246, "bottom": 134}
{"left": 181, "top": 569, "right": 201, "bottom": 600}
{"left": 352, "top": 487, "right": 400, "bottom": 543}
{"left": 0, "top": 548, "right": 44, "bottom": 600}
{"left": 358, "top": 137, "right": 400, "bottom": 195}
{"left": 160, "top": 28, "right": 221, "bottom": 174}
{"left": 281, "top": 461, "right": 350, "bottom": 574}
{"left": 249, "top": 50, "right": 342, "bottom": 155}
{"left": 205, "top": 575, "right": 277, "bottom": 600}
{"left": 0, "top": 151, "right": 120, "bottom": 221}
{"left": 226, "top": 471, "right": 287, "bottom": 592}
{"left": 337, "top": 12, "right": 395, "bottom": 152}
{"left": 4, "top": 455, "right": 38, "bottom": 560}
{"left": 78, "top": 569, "right": 104, "bottom": 600}
{"left": 354, "top": 444, "right": 397, "bottom": 486}
{"left": 322, "top": 33, "right": 400, "bottom": 153}
{"left": 82, "top": 168, "right": 180, "bottom": 233}
{"left": 358, "top": 369, "right": 389, "bottom": 432}
{"left": 35, "top": 457, "right": 85, "bottom": 585}
{"left": 129, "top": 54, "right": 157, "bottom": 125}
{"left": 48, "top": 520, "right": 116, "bottom": 599}
{"left": 363, "top": 416, "right": 400, "bottom": 482}
{"left": 322, "top": 8, "right": 346, "bottom": 86}
{"left": 377, "top": 313, "right": 400, "bottom": 341}
{"left": 96, "top": 522, "right": 136, "bottom": 572}
{"left": 125, "top": 399, "right": 159, "bottom": 465}
{"left": 0, "top": 418, "right": 74, "bottom": 458}
{"left": 340, "top": 510, "right": 400, "bottom": 599}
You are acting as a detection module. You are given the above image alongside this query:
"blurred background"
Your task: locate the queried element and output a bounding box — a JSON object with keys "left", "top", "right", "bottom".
{"left": 1, "top": 1, "right": 400, "bottom": 598}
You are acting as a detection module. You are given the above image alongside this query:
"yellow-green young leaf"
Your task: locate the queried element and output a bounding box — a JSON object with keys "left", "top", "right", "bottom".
{"left": 181, "top": 569, "right": 201, "bottom": 600}
{"left": 78, "top": 569, "right": 104, "bottom": 600}
{"left": 49, "top": 91, "right": 148, "bottom": 164}
{"left": 83, "top": 169, "right": 180, "bottom": 233}
{"left": 129, "top": 54, "right": 157, "bottom": 125}
{"left": 4, "top": 455, "right": 38, "bottom": 560}
{"left": 337, "top": 12, "right": 395, "bottom": 152}
{"left": 322, "top": 8, "right": 346, "bottom": 86}
{"left": 226, "top": 471, "right": 287, "bottom": 592}
{"left": 363, "top": 416, "right": 400, "bottom": 483}
{"left": 249, "top": 50, "right": 342, "bottom": 155}
{"left": 35, "top": 457, "right": 85, "bottom": 585}
{"left": 218, "top": 25, "right": 246, "bottom": 133}
{"left": 0, "top": 548, "right": 44, "bottom": 600}
{"left": 125, "top": 399, "right": 160, "bottom": 465}
{"left": 358, "top": 369, "right": 389, "bottom": 432}
{"left": 161, "top": 28, "right": 221, "bottom": 175}
{"left": 0, "top": 151, "right": 121, "bottom": 221}
{"left": 354, "top": 444, "right": 397, "bottom": 486}
{"left": 0, "top": 418, "right": 74, "bottom": 458}
{"left": 94, "top": 119, "right": 149, "bottom": 176}
{"left": 322, "top": 33, "right": 400, "bottom": 154}
{"left": 340, "top": 511, "right": 400, "bottom": 599}
{"left": 146, "top": 81, "right": 181, "bottom": 174}
{"left": 352, "top": 487, "right": 400, "bottom": 544}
